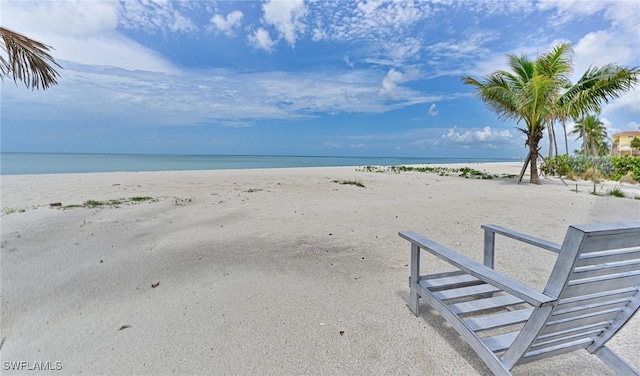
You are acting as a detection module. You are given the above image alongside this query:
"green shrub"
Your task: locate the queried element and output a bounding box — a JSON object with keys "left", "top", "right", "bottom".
{"left": 611, "top": 155, "right": 640, "bottom": 181}
{"left": 540, "top": 155, "right": 572, "bottom": 176}
{"left": 542, "top": 155, "right": 638, "bottom": 182}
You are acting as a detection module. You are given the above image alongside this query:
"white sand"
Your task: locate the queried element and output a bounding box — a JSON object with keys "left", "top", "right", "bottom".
{"left": 1, "top": 163, "right": 639, "bottom": 375}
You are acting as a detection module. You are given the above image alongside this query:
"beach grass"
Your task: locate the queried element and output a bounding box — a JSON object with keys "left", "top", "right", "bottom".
{"left": 333, "top": 179, "right": 365, "bottom": 188}
{"left": 61, "top": 196, "right": 158, "bottom": 210}
{"left": 608, "top": 186, "right": 625, "bottom": 198}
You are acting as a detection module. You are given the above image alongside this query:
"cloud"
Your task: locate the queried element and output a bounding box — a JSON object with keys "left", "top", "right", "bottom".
{"left": 442, "top": 126, "right": 515, "bottom": 144}
{"left": 574, "top": 30, "right": 637, "bottom": 75}
{"left": 262, "top": 0, "right": 308, "bottom": 47}
{"left": 378, "top": 68, "right": 420, "bottom": 99}
{"left": 601, "top": 91, "right": 640, "bottom": 116}
{"left": 209, "top": 11, "right": 244, "bottom": 35}
{"left": 0, "top": 1, "right": 175, "bottom": 73}
{"left": 248, "top": 28, "right": 276, "bottom": 52}
{"left": 118, "top": 0, "right": 196, "bottom": 33}
{"left": 0, "top": 1, "right": 119, "bottom": 37}
{"left": 428, "top": 103, "right": 439, "bottom": 116}
{"left": 344, "top": 57, "right": 355, "bottom": 68}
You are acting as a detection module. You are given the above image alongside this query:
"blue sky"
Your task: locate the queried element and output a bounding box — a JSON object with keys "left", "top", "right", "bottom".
{"left": 1, "top": 0, "right": 639, "bottom": 158}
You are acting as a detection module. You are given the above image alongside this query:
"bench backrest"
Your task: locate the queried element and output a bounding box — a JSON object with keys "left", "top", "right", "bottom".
{"left": 524, "top": 221, "right": 640, "bottom": 362}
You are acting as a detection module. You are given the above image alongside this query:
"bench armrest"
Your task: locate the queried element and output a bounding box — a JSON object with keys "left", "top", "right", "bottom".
{"left": 482, "top": 224, "right": 561, "bottom": 253}
{"left": 399, "top": 231, "right": 556, "bottom": 307}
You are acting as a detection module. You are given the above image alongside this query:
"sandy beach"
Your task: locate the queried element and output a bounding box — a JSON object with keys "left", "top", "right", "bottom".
{"left": 1, "top": 162, "right": 639, "bottom": 375}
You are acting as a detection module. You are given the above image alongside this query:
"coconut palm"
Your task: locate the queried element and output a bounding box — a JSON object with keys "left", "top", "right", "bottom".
{"left": 1, "top": 26, "right": 61, "bottom": 90}
{"left": 556, "top": 64, "right": 640, "bottom": 152}
{"left": 571, "top": 114, "right": 608, "bottom": 157}
{"left": 463, "top": 43, "right": 573, "bottom": 184}
{"left": 463, "top": 43, "right": 640, "bottom": 184}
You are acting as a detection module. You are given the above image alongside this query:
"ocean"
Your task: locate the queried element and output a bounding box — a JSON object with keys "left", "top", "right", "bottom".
{"left": 0, "top": 152, "right": 515, "bottom": 175}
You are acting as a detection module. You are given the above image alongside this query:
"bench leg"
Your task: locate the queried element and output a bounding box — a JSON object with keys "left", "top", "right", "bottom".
{"left": 410, "top": 244, "right": 420, "bottom": 316}
{"left": 594, "top": 345, "right": 639, "bottom": 375}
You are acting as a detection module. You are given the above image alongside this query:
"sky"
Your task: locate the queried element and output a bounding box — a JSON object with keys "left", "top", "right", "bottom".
{"left": 1, "top": 0, "right": 639, "bottom": 158}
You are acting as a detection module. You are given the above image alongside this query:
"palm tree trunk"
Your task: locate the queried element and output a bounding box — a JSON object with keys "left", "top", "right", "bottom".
{"left": 547, "top": 124, "right": 555, "bottom": 159}
{"left": 591, "top": 142, "right": 598, "bottom": 193}
{"left": 562, "top": 121, "right": 569, "bottom": 155}
{"left": 552, "top": 125, "right": 559, "bottom": 157}
{"left": 529, "top": 134, "right": 542, "bottom": 185}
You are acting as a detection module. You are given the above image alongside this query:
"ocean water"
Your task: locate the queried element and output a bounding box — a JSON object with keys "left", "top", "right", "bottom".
{"left": 0, "top": 153, "right": 514, "bottom": 175}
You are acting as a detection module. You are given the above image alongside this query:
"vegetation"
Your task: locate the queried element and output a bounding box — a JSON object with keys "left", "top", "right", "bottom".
{"left": 1, "top": 27, "right": 62, "bottom": 90}
{"left": 62, "top": 196, "right": 157, "bottom": 209}
{"left": 2, "top": 207, "right": 26, "bottom": 215}
{"left": 607, "top": 186, "right": 625, "bottom": 198}
{"left": 631, "top": 137, "right": 640, "bottom": 151}
{"left": 333, "top": 179, "right": 365, "bottom": 188}
{"left": 571, "top": 114, "right": 609, "bottom": 157}
{"left": 541, "top": 155, "right": 640, "bottom": 181}
{"left": 463, "top": 43, "right": 639, "bottom": 184}
{"left": 357, "top": 165, "right": 517, "bottom": 180}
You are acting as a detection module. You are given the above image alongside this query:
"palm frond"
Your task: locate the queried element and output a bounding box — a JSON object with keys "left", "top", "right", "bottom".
{"left": 0, "top": 27, "right": 62, "bottom": 90}
{"left": 559, "top": 64, "right": 640, "bottom": 119}
{"left": 535, "top": 42, "right": 573, "bottom": 81}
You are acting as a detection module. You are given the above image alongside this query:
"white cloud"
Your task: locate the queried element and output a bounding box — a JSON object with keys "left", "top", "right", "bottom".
{"left": 1, "top": 1, "right": 118, "bottom": 37}
{"left": 574, "top": 30, "right": 637, "bottom": 76}
{"left": 209, "top": 11, "right": 244, "bottom": 35}
{"left": 348, "top": 143, "right": 366, "bottom": 149}
{"left": 262, "top": 0, "right": 308, "bottom": 47}
{"left": 378, "top": 68, "right": 420, "bottom": 99}
{"left": 344, "top": 57, "right": 355, "bottom": 68}
{"left": 622, "top": 121, "right": 640, "bottom": 132}
{"left": 306, "top": 1, "right": 433, "bottom": 65}
{"left": 428, "top": 103, "right": 439, "bottom": 116}
{"left": 602, "top": 91, "right": 640, "bottom": 116}
{"left": 1, "top": 1, "right": 175, "bottom": 73}
{"left": 248, "top": 28, "right": 276, "bottom": 52}
{"left": 442, "top": 126, "right": 515, "bottom": 144}
{"left": 118, "top": 0, "right": 196, "bottom": 33}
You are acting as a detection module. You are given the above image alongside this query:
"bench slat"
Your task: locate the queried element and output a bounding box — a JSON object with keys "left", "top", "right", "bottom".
{"left": 541, "top": 309, "right": 621, "bottom": 335}
{"left": 419, "top": 273, "right": 481, "bottom": 291}
{"left": 536, "top": 322, "right": 609, "bottom": 343}
{"left": 520, "top": 338, "right": 592, "bottom": 364}
{"left": 576, "top": 247, "right": 640, "bottom": 267}
{"left": 432, "top": 283, "right": 502, "bottom": 301}
{"left": 571, "top": 260, "right": 640, "bottom": 280}
{"left": 449, "top": 295, "right": 524, "bottom": 315}
{"left": 562, "top": 271, "right": 640, "bottom": 298}
{"left": 465, "top": 308, "right": 534, "bottom": 332}
{"left": 550, "top": 298, "right": 631, "bottom": 321}
{"left": 483, "top": 331, "right": 520, "bottom": 353}
{"left": 557, "top": 288, "right": 638, "bottom": 310}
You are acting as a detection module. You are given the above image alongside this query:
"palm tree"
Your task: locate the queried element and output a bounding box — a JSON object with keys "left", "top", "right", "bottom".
{"left": 463, "top": 43, "right": 640, "bottom": 184}
{"left": 571, "top": 114, "right": 608, "bottom": 157}
{"left": 556, "top": 64, "right": 640, "bottom": 151}
{"left": 1, "top": 26, "right": 62, "bottom": 90}
{"left": 463, "top": 43, "right": 573, "bottom": 184}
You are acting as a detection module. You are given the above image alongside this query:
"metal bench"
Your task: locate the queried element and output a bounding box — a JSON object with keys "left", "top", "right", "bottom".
{"left": 399, "top": 221, "right": 640, "bottom": 375}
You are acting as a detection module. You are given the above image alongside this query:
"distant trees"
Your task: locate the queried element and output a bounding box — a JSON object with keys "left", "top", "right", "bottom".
{"left": 1, "top": 26, "right": 61, "bottom": 90}
{"left": 631, "top": 137, "right": 640, "bottom": 152}
{"left": 571, "top": 114, "right": 609, "bottom": 157}
{"left": 463, "top": 43, "right": 639, "bottom": 184}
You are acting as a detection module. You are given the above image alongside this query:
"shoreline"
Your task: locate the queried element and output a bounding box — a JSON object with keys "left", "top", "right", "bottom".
{"left": 1, "top": 162, "right": 639, "bottom": 375}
